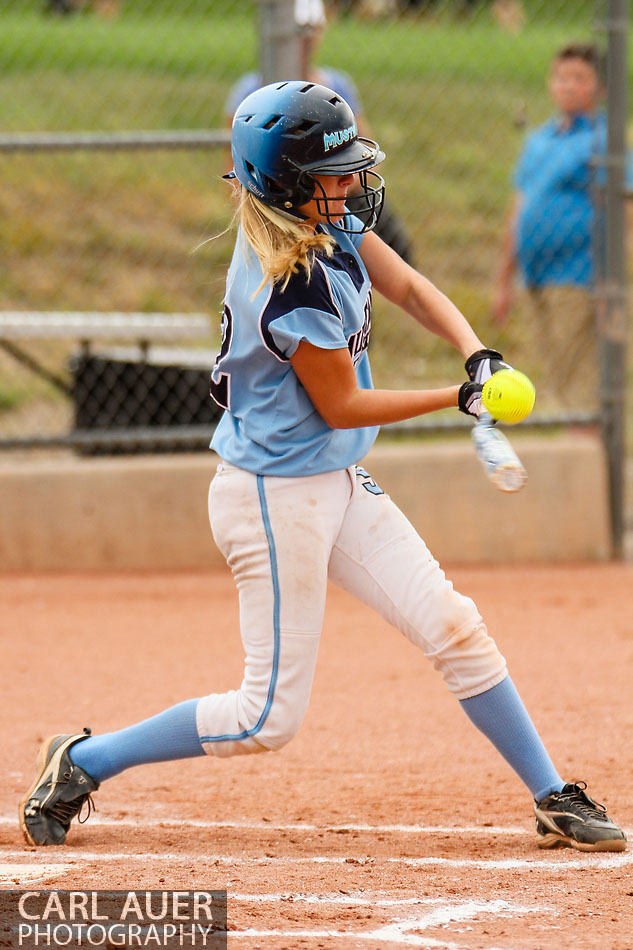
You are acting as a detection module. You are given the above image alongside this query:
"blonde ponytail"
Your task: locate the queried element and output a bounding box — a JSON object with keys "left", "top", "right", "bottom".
{"left": 238, "top": 188, "right": 335, "bottom": 294}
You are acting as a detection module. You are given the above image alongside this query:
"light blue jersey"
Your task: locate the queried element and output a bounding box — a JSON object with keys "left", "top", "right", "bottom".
{"left": 210, "top": 215, "right": 378, "bottom": 476}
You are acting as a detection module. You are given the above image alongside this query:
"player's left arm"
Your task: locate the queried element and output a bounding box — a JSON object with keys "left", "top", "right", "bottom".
{"left": 358, "top": 229, "right": 484, "bottom": 360}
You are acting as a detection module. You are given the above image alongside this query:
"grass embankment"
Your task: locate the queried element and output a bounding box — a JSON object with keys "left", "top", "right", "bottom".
{"left": 0, "top": 2, "right": 628, "bottom": 421}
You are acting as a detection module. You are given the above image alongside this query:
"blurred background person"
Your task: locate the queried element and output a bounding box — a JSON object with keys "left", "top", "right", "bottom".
{"left": 492, "top": 43, "right": 606, "bottom": 409}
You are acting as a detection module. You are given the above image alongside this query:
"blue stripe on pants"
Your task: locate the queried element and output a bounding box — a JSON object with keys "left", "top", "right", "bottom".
{"left": 200, "top": 474, "right": 280, "bottom": 743}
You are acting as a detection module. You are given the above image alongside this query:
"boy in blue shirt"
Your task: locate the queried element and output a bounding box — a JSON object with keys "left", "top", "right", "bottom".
{"left": 493, "top": 43, "right": 605, "bottom": 408}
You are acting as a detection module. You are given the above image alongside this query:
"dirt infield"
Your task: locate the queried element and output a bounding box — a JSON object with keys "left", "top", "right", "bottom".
{"left": 2, "top": 564, "right": 632, "bottom": 949}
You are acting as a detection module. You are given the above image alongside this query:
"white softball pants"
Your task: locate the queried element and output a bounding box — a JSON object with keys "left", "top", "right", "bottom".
{"left": 197, "top": 462, "right": 507, "bottom": 756}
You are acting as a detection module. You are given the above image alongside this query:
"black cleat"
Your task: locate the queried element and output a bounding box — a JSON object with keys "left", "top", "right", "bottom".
{"left": 19, "top": 729, "right": 99, "bottom": 846}
{"left": 534, "top": 782, "right": 627, "bottom": 852}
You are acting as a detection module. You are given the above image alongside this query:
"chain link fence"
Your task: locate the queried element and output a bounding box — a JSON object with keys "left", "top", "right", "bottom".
{"left": 0, "top": 1, "right": 629, "bottom": 504}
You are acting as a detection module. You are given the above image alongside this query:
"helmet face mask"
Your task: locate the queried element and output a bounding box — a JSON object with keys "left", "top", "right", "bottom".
{"left": 307, "top": 168, "right": 385, "bottom": 233}
{"left": 230, "top": 80, "right": 386, "bottom": 234}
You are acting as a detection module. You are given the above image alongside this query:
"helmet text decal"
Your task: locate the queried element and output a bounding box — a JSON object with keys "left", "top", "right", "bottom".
{"left": 323, "top": 124, "right": 357, "bottom": 152}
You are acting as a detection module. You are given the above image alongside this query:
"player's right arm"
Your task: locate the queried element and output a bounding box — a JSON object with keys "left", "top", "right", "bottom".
{"left": 289, "top": 343, "right": 461, "bottom": 429}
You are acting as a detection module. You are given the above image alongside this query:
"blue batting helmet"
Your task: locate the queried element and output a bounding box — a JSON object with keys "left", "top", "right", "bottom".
{"left": 228, "top": 80, "right": 385, "bottom": 234}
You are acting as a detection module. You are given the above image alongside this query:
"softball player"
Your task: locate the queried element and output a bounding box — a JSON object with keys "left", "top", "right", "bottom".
{"left": 20, "top": 81, "right": 625, "bottom": 854}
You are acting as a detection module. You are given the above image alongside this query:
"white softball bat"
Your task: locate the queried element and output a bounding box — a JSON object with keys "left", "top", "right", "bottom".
{"left": 471, "top": 412, "right": 527, "bottom": 493}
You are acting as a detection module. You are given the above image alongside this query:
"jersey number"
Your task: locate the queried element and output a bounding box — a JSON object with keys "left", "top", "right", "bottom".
{"left": 209, "top": 304, "right": 234, "bottom": 410}
{"left": 355, "top": 467, "right": 384, "bottom": 495}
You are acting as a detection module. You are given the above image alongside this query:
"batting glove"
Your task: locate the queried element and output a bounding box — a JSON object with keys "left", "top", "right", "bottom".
{"left": 465, "top": 348, "right": 512, "bottom": 385}
{"left": 458, "top": 381, "right": 483, "bottom": 418}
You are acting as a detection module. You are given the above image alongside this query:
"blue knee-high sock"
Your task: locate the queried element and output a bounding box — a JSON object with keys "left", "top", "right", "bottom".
{"left": 69, "top": 699, "right": 205, "bottom": 784}
{"left": 459, "top": 676, "right": 564, "bottom": 802}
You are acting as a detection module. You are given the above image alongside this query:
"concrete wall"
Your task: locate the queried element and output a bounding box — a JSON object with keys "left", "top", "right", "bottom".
{"left": 0, "top": 431, "right": 611, "bottom": 571}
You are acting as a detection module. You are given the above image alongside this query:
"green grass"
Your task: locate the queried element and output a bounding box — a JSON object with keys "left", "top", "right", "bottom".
{"left": 0, "top": 5, "right": 611, "bottom": 130}
{"left": 0, "top": 1, "right": 630, "bottom": 427}
{"left": 0, "top": 383, "right": 23, "bottom": 412}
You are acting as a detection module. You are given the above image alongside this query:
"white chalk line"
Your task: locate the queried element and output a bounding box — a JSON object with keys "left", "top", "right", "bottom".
{"left": 0, "top": 809, "right": 615, "bottom": 947}
{"left": 3, "top": 815, "right": 629, "bottom": 877}
{"left": 0, "top": 890, "right": 551, "bottom": 950}
{"left": 0, "top": 815, "right": 529, "bottom": 835}
{"left": 0, "top": 863, "right": 73, "bottom": 885}
{"left": 228, "top": 928, "right": 470, "bottom": 949}
{"left": 0, "top": 848, "right": 630, "bottom": 871}
{"left": 227, "top": 897, "right": 544, "bottom": 949}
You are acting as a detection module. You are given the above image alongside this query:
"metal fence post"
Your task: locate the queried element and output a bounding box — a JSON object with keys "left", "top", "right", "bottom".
{"left": 597, "top": 0, "right": 629, "bottom": 557}
{"left": 258, "top": 0, "right": 301, "bottom": 85}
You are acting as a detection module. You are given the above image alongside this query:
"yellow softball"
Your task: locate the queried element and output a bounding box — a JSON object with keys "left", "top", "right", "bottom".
{"left": 482, "top": 369, "right": 535, "bottom": 424}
